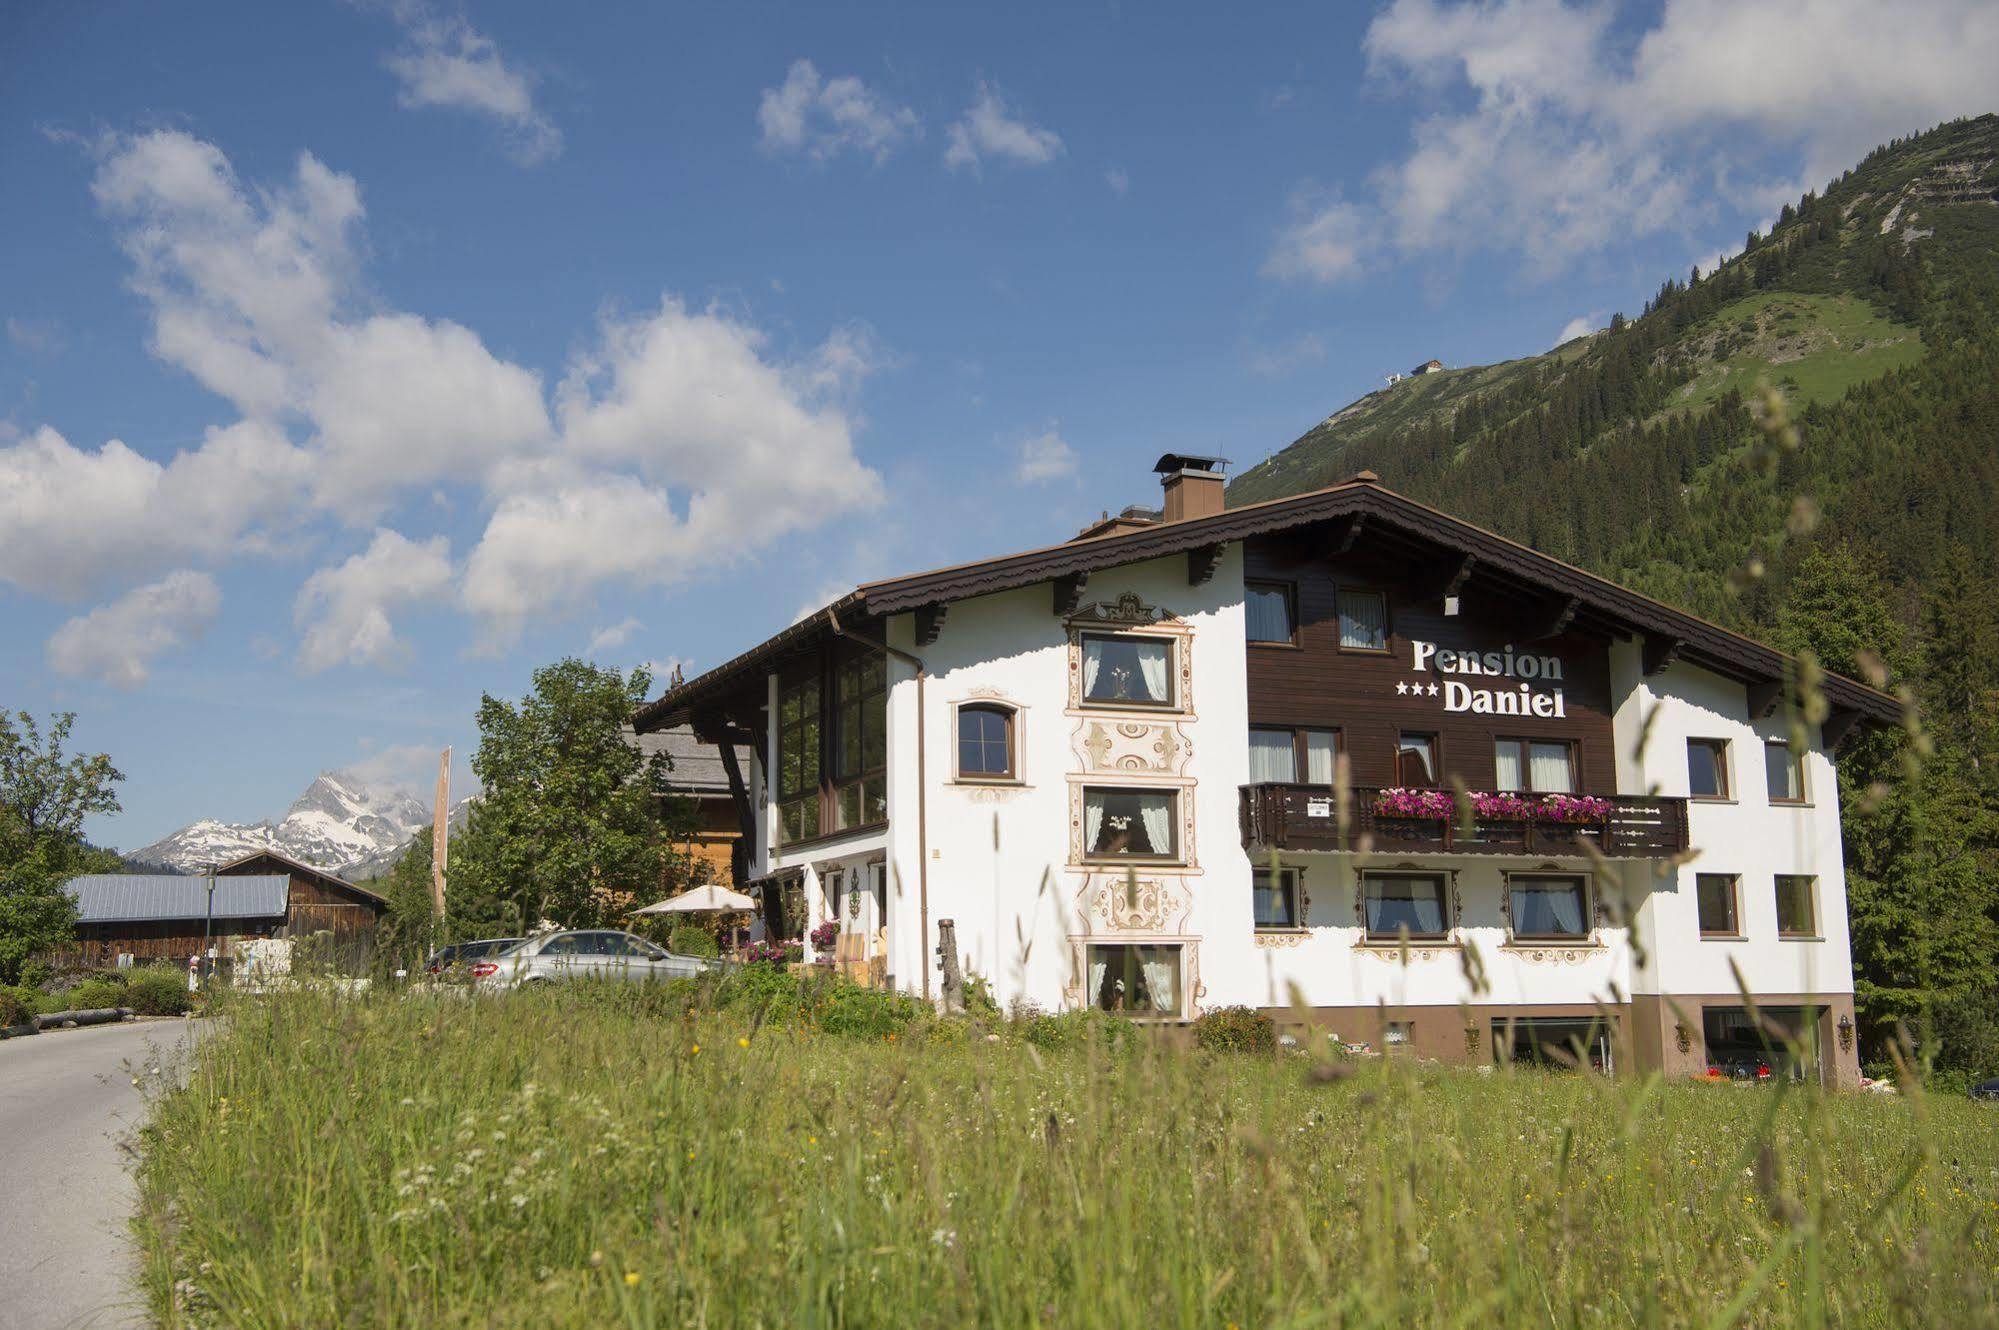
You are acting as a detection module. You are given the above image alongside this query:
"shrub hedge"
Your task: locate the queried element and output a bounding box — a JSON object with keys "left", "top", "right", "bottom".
{"left": 1192, "top": 1005, "right": 1277, "bottom": 1054}
{"left": 65, "top": 977, "right": 129, "bottom": 1011}
{"left": 668, "top": 925, "right": 720, "bottom": 959}
{"left": 126, "top": 968, "right": 193, "bottom": 1016}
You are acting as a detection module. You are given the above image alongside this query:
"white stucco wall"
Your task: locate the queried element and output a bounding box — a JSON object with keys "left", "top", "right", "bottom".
{"left": 1608, "top": 639, "right": 1854, "bottom": 999}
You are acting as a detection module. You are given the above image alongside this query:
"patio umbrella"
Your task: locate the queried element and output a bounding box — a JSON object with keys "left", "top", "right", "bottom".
{"left": 633, "top": 884, "right": 757, "bottom": 915}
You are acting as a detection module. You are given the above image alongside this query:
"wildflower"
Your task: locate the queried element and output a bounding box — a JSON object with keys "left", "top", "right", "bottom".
{"left": 737, "top": 1037, "right": 750, "bottom": 1049}
{"left": 691, "top": 1044, "right": 701, "bottom": 1056}
{"left": 624, "top": 1272, "right": 641, "bottom": 1287}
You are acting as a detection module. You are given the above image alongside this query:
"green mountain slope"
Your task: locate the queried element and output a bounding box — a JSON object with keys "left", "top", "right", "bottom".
{"left": 1231, "top": 116, "right": 1999, "bottom": 1066}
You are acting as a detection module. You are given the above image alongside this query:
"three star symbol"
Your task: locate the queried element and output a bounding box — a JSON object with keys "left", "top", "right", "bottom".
{"left": 1395, "top": 680, "right": 1440, "bottom": 696}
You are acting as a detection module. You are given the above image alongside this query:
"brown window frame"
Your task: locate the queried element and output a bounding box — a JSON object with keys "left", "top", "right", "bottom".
{"left": 1774, "top": 875, "right": 1818, "bottom": 938}
{"left": 1493, "top": 737, "right": 1580, "bottom": 793}
{"left": 1248, "top": 726, "right": 1342, "bottom": 785}
{"left": 1396, "top": 731, "right": 1440, "bottom": 787}
{"left": 1764, "top": 739, "right": 1807, "bottom": 805}
{"left": 1245, "top": 580, "right": 1300, "bottom": 647}
{"left": 1081, "top": 785, "right": 1183, "bottom": 864}
{"left": 1361, "top": 870, "right": 1453, "bottom": 943}
{"left": 1687, "top": 738, "right": 1732, "bottom": 801}
{"left": 1079, "top": 631, "right": 1179, "bottom": 710}
{"left": 775, "top": 670, "right": 824, "bottom": 846}
{"left": 776, "top": 645, "right": 889, "bottom": 848}
{"left": 1695, "top": 873, "right": 1742, "bottom": 939}
{"left": 1253, "top": 865, "right": 1303, "bottom": 931}
{"left": 1504, "top": 872, "right": 1592, "bottom": 943}
{"left": 954, "top": 702, "right": 1017, "bottom": 783}
{"left": 1336, "top": 587, "right": 1392, "bottom": 655}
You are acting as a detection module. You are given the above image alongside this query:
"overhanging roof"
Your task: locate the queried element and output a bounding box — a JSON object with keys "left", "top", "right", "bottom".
{"left": 66, "top": 874, "right": 290, "bottom": 924}
{"left": 215, "top": 850, "right": 388, "bottom": 907}
{"left": 636, "top": 477, "right": 1900, "bottom": 730}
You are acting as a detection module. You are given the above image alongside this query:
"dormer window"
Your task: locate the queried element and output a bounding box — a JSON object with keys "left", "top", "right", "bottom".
{"left": 1081, "top": 633, "right": 1174, "bottom": 707}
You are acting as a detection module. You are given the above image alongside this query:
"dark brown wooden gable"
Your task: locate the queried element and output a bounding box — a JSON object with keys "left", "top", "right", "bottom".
{"left": 218, "top": 852, "right": 387, "bottom": 914}
{"left": 1245, "top": 533, "right": 1617, "bottom": 793}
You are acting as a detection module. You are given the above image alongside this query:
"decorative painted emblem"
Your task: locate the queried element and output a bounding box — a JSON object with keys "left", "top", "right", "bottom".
{"left": 1076, "top": 720, "right": 1189, "bottom": 774}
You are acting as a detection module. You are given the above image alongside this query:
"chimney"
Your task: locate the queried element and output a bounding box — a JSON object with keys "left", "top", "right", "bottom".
{"left": 1153, "top": 453, "right": 1229, "bottom": 522}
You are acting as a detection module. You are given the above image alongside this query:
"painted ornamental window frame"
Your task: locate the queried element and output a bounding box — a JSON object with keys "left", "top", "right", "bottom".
{"left": 1083, "top": 940, "right": 1187, "bottom": 1020}
{"left": 952, "top": 698, "right": 1022, "bottom": 784}
{"left": 1079, "top": 784, "right": 1184, "bottom": 865}
{"left": 1356, "top": 866, "right": 1458, "bottom": 945}
{"left": 1252, "top": 864, "right": 1305, "bottom": 932}
{"left": 1500, "top": 869, "right": 1595, "bottom": 945}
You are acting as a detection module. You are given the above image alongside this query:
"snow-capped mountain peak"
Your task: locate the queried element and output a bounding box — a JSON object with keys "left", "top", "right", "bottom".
{"left": 130, "top": 769, "right": 434, "bottom": 877}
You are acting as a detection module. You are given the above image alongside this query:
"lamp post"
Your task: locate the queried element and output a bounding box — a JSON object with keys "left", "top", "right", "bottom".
{"left": 200, "top": 873, "right": 215, "bottom": 990}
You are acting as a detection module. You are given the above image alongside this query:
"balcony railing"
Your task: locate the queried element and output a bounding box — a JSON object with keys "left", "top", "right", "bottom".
{"left": 1239, "top": 784, "right": 1690, "bottom": 859}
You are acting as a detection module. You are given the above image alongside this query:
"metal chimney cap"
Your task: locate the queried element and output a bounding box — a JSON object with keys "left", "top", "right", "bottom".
{"left": 1152, "top": 453, "right": 1230, "bottom": 474}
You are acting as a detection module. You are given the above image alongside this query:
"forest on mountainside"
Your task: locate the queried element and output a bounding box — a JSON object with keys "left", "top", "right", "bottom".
{"left": 1234, "top": 116, "right": 1999, "bottom": 1077}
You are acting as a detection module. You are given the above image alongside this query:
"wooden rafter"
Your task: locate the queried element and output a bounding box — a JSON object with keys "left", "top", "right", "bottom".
{"left": 1642, "top": 634, "right": 1682, "bottom": 676}
{"left": 915, "top": 603, "right": 949, "bottom": 647}
{"left": 1052, "top": 572, "right": 1090, "bottom": 616}
{"left": 1187, "top": 543, "right": 1226, "bottom": 586}
{"left": 1745, "top": 678, "right": 1784, "bottom": 720}
{"left": 1525, "top": 594, "right": 1581, "bottom": 641}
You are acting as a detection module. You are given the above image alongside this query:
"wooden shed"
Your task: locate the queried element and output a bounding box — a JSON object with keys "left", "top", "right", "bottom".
{"left": 59, "top": 850, "right": 387, "bottom": 968}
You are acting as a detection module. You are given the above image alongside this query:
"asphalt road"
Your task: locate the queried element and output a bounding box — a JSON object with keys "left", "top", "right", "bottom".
{"left": 0, "top": 1019, "right": 210, "bottom": 1330}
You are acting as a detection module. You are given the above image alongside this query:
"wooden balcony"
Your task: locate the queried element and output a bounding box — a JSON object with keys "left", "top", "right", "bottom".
{"left": 1239, "top": 784, "right": 1690, "bottom": 860}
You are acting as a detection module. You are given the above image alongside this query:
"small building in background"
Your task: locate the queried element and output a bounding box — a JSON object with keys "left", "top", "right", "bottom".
{"left": 1411, "top": 358, "right": 1445, "bottom": 374}
{"left": 58, "top": 850, "right": 386, "bottom": 970}
{"left": 631, "top": 725, "right": 754, "bottom": 886}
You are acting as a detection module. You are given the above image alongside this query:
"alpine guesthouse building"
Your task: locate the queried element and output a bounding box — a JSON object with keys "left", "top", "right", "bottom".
{"left": 638, "top": 459, "right": 1896, "bottom": 1086}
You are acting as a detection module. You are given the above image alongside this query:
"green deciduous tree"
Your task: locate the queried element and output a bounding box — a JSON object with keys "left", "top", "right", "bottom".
{"left": 0, "top": 711, "right": 126, "bottom": 983}
{"left": 447, "top": 660, "right": 687, "bottom": 934}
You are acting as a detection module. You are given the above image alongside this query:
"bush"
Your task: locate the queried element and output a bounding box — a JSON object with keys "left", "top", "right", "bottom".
{"left": 126, "top": 968, "right": 192, "bottom": 1017}
{"left": 668, "top": 925, "right": 719, "bottom": 959}
{"left": 0, "top": 985, "right": 33, "bottom": 1026}
{"left": 65, "top": 977, "right": 129, "bottom": 1012}
{"left": 1192, "top": 1006, "right": 1276, "bottom": 1054}
{"left": 816, "top": 983, "right": 929, "bottom": 1041}
{"left": 1018, "top": 1007, "right": 1137, "bottom": 1053}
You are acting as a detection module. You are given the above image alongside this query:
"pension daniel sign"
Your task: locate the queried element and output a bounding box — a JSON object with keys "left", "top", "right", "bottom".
{"left": 1399, "top": 640, "right": 1569, "bottom": 718}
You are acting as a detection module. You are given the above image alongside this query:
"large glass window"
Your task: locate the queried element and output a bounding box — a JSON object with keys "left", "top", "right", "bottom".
{"left": 957, "top": 704, "right": 1014, "bottom": 780}
{"left": 1254, "top": 867, "right": 1300, "bottom": 929}
{"left": 1338, "top": 589, "right": 1388, "bottom": 651}
{"left": 1081, "top": 633, "right": 1174, "bottom": 707}
{"left": 1396, "top": 733, "right": 1438, "bottom": 786}
{"left": 1249, "top": 728, "right": 1298, "bottom": 783}
{"left": 1696, "top": 873, "right": 1740, "bottom": 937}
{"left": 1246, "top": 582, "right": 1296, "bottom": 644}
{"left": 1494, "top": 739, "right": 1576, "bottom": 793}
{"left": 777, "top": 674, "right": 822, "bottom": 845}
{"left": 1508, "top": 875, "right": 1589, "bottom": 940}
{"left": 1087, "top": 943, "right": 1182, "bottom": 1017}
{"left": 1687, "top": 738, "right": 1731, "bottom": 799}
{"left": 830, "top": 651, "right": 887, "bottom": 832}
{"left": 1363, "top": 872, "right": 1450, "bottom": 941}
{"left": 1082, "top": 787, "right": 1179, "bottom": 860}
{"left": 1775, "top": 875, "right": 1817, "bottom": 937}
{"left": 1764, "top": 740, "right": 1805, "bottom": 804}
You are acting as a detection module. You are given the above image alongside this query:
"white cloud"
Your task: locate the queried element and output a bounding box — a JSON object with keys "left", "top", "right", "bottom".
{"left": 294, "top": 528, "right": 455, "bottom": 673}
{"left": 1553, "top": 313, "right": 1604, "bottom": 348}
{"left": 341, "top": 742, "right": 442, "bottom": 795}
{"left": 381, "top": 4, "right": 561, "bottom": 165}
{"left": 0, "top": 421, "right": 307, "bottom": 600}
{"left": 1270, "top": 0, "right": 1999, "bottom": 283}
{"left": 1105, "top": 167, "right": 1130, "bottom": 196}
{"left": 945, "top": 81, "right": 1064, "bottom": 174}
{"left": 1013, "top": 427, "right": 1078, "bottom": 484}
{"left": 93, "top": 130, "right": 552, "bottom": 513}
{"left": 6, "top": 317, "right": 62, "bottom": 354}
{"left": 587, "top": 616, "right": 642, "bottom": 654}
{"left": 757, "top": 59, "right": 920, "bottom": 163}
{"left": 46, "top": 571, "right": 221, "bottom": 688}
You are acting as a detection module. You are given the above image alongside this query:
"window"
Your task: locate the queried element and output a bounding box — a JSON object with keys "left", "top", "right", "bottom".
{"left": 1338, "top": 589, "right": 1389, "bottom": 651}
{"left": 957, "top": 704, "right": 1015, "bottom": 781}
{"left": 1696, "top": 874, "right": 1740, "bottom": 937}
{"left": 1246, "top": 582, "right": 1296, "bottom": 644}
{"left": 777, "top": 674, "right": 822, "bottom": 845}
{"left": 1250, "top": 727, "right": 1340, "bottom": 785}
{"left": 830, "top": 652, "right": 887, "bottom": 832}
{"left": 1508, "top": 874, "right": 1589, "bottom": 940}
{"left": 1687, "top": 738, "right": 1731, "bottom": 799}
{"left": 1087, "top": 943, "right": 1182, "bottom": 1017}
{"left": 1083, "top": 787, "right": 1179, "bottom": 860}
{"left": 1081, "top": 633, "right": 1174, "bottom": 707}
{"left": 1775, "top": 875, "right": 1817, "bottom": 937}
{"left": 1764, "top": 740, "right": 1805, "bottom": 804}
{"left": 1396, "top": 733, "right": 1438, "bottom": 786}
{"left": 1363, "top": 872, "right": 1450, "bottom": 941}
{"left": 1254, "top": 867, "right": 1300, "bottom": 929}
{"left": 1494, "top": 739, "right": 1576, "bottom": 793}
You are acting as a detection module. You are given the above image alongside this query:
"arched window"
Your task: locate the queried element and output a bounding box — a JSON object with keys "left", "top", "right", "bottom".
{"left": 957, "top": 704, "right": 1015, "bottom": 780}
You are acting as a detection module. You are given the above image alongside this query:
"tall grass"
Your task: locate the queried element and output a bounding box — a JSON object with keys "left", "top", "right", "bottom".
{"left": 136, "top": 984, "right": 1998, "bottom": 1327}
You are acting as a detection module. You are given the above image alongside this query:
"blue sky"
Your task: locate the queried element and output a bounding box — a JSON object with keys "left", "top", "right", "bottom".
{"left": 3, "top": 0, "right": 1992, "bottom": 850}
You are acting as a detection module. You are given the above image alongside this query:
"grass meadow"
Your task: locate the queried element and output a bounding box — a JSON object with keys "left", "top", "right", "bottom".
{"left": 135, "top": 981, "right": 1999, "bottom": 1328}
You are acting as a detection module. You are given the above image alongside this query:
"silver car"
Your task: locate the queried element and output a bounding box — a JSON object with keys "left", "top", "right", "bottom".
{"left": 472, "top": 929, "right": 716, "bottom": 989}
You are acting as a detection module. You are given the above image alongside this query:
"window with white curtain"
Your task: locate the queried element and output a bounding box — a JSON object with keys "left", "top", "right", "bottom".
{"left": 1246, "top": 582, "right": 1295, "bottom": 643}
{"left": 1494, "top": 739, "right": 1576, "bottom": 792}
{"left": 1248, "top": 728, "right": 1298, "bottom": 783}
{"left": 1253, "top": 867, "right": 1300, "bottom": 929}
{"left": 1363, "top": 872, "right": 1450, "bottom": 940}
{"left": 1081, "top": 633, "right": 1174, "bottom": 706}
{"left": 1338, "top": 589, "right": 1388, "bottom": 651}
{"left": 1087, "top": 943, "right": 1182, "bottom": 1017}
{"left": 1508, "top": 874, "right": 1589, "bottom": 940}
{"left": 1303, "top": 730, "right": 1338, "bottom": 784}
{"left": 1083, "top": 787, "right": 1179, "bottom": 860}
